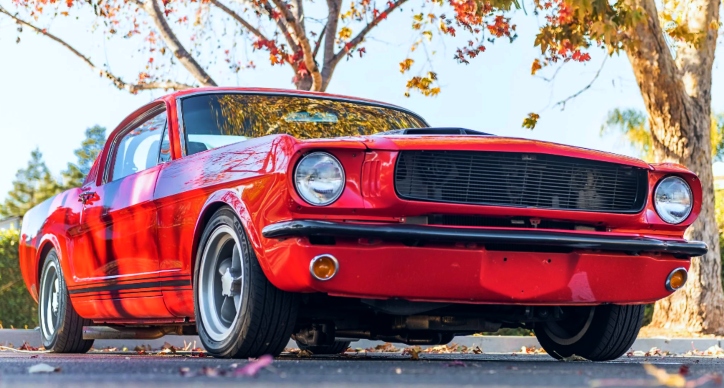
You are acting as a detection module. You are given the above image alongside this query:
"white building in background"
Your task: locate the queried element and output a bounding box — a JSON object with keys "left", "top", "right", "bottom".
{"left": 0, "top": 217, "right": 20, "bottom": 231}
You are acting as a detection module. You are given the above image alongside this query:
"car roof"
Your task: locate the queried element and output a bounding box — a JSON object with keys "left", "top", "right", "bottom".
{"left": 163, "top": 87, "right": 409, "bottom": 112}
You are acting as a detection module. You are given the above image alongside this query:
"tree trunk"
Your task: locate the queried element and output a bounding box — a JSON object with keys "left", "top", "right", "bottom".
{"left": 625, "top": 0, "right": 724, "bottom": 334}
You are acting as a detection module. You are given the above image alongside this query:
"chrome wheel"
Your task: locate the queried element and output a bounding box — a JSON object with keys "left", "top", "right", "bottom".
{"left": 40, "top": 260, "right": 61, "bottom": 340}
{"left": 543, "top": 307, "right": 595, "bottom": 346}
{"left": 198, "top": 225, "right": 244, "bottom": 342}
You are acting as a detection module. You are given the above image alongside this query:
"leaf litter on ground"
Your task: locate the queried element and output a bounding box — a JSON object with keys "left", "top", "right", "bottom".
{"left": 589, "top": 363, "right": 722, "bottom": 387}
{"left": 178, "top": 354, "right": 274, "bottom": 378}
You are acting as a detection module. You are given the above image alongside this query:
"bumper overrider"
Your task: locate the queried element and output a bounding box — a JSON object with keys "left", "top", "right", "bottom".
{"left": 261, "top": 220, "right": 706, "bottom": 305}
{"left": 262, "top": 220, "right": 707, "bottom": 257}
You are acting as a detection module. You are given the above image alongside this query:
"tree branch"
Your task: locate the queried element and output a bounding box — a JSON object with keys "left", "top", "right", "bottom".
{"left": 137, "top": 0, "right": 217, "bottom": 86}
{"left": 312, "top": 21, "right": 328, "bottom": 60}
{"left": 554, "top": 56, "right": 607, "bottom": 110}
{"left": 328, "top": 0, "right": 409, "bottom": 69}
{"left": 244, "top": 0, "right": 299, "bottom": 52}
{"left": 320, "top": 0, "right": 341, "bottom": 90}
{"left": 269, "top": 0, "right": 321, "bottom": 90}
{"left": 0, "top": 6, "right": 195, "bottom": 93}
{"left": 210, "top": 0, "right": 270, "bottom": 42}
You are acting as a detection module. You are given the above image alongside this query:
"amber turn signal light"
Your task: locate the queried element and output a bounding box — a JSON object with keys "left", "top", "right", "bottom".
{"left": 665, "top": 268, "right": 688, "bottom": 292}
{"left": 310, "top": 254, "right": 338, "bottom": 281}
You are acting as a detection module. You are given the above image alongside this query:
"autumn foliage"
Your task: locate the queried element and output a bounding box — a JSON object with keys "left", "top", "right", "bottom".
{"left": 0, "top": 0, "right": 647, "bottom": 100}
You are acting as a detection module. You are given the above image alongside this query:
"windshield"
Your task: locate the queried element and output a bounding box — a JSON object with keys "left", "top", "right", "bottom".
{"left": 180, "top": 93, "right": 427, "bottom": 154}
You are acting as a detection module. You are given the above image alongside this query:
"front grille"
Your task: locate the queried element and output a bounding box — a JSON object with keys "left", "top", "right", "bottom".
{"left": 394, "top": 151, "right": 648, "bottom": 213}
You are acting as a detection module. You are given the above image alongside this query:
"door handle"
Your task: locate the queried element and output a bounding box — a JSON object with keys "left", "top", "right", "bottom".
{"left": 78, "top": 191, "right": 98, "bottom": 204}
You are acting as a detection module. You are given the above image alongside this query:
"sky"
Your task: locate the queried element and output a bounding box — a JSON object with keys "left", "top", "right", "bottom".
{"left": 0, "top": 4, "right": 723, "bottom": 200}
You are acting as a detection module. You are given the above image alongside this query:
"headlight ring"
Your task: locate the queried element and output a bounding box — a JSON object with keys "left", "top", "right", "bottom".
{"left": 654, "top": 176, "right": 693, "bottom": 224}
{"left": 294, "top": 152, "right": 346, "bottom": 206}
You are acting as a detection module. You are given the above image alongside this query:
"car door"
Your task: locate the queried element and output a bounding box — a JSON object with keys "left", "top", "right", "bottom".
{"left": 68, "top": 105, "right": 170, "bottom": 310}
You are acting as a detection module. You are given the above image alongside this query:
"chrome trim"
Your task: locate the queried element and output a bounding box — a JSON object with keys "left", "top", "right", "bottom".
{"left": 309, "top": 254, "right": 339, "bottom": 281}
{"left": 175, "top": 90, "right": 430, "bottom": 128}
{"left": 102, "top": 103, "right": 166, "bottom": 184}
{"left": 654, "top": 176, "right": 693, "bottom": 224}
{"left": 665, "top": 267, "right": 688, "bottom": 292}
{"left": 294, "top": 152, "right": 346, "bottom": 206}
{"left": 175, "top": 97, "right": 188, "bottom": 157}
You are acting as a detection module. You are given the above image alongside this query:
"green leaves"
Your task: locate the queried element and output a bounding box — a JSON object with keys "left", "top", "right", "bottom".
{"left": 0, "top": 228, "right": 37, "bottom": 329}
{"left": 0, "top": 149, "right": 62, "bottom": 219}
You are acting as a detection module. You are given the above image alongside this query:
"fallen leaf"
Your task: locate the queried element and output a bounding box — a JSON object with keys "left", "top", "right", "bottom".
{"left": 402, "top": 347, "right": 420, "bottom": 360}
{"left": 179, "top": 367, "right": 193, "bottom": 376}
{"left": 28, "top": 363, "right": 60, "bottom": 374}
{"left": 644, "top": 364, "right": 686, "bottom": 387}
{"left": 232, "top": 354, "right": 273, "bottom": 377}
{"left": 560, "top": 354, "right": 589, "bottom": 362}
{"left": 679, "top": 365, "right": 690, "bottom": 376}
{"left": 445, "top": 360, "right": 466, "bottom": 367}
{"left": 18, "top": 342, "right": 39, "bottom": 351}
{"left": 296, "top": 349, "right": 313, "bottom": 358}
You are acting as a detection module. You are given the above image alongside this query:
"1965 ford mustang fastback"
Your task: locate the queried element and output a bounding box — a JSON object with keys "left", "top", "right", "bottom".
{"left": 19, "top": 87, "right": 705, "bottom": 361}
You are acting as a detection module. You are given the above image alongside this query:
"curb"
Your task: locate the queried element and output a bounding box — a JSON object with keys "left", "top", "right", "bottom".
{"left": 1, "top": 329, "right": 721, "bottom": 354}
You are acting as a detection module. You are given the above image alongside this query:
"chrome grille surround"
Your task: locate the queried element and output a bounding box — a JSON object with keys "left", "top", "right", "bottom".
{"left": 394, "top": 151, "right": 648, "bottom": 213}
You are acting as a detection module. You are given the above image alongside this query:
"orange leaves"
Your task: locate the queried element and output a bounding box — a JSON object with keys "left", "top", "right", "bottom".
{"left": 531, "top": 59, "right": 542, "bottom": 75}
{"left": 405, "top": 72, "right": 440, "bottom": 97}
{"left": 486, "top": 15, "right": 513, "bottom": 38}
{"left": 338, "top": 26, "right": 352, "bottom": 40}
{"left": 523, "top": 113, "right": 540, "bottom": 129}
{"left": 399, "top": 58, "right": 414, "bottom": 73}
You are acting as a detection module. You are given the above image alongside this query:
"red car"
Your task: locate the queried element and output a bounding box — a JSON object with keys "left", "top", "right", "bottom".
{"left": 19, "top": 88, "right": 703, "bottom": 361}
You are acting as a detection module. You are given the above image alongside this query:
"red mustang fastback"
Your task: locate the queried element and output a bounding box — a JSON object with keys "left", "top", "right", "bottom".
{"left": 19, "top": 88, "right": 703, "bottom": 361}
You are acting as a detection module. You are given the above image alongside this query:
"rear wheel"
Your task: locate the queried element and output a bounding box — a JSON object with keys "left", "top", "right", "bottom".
{"left": 296, "top": 340, "right": 351, "bottom": 355}
{"left": 39, "top": 250, "right": 94, "bottom": 353}
{"left": 534, "top": 305, "right": 644, "bottom": 361}
{"left": 194, "top": 207, "right": 299, "bottom": 358}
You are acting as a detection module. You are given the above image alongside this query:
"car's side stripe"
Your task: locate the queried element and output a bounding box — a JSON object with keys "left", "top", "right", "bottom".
{"left": 68, "top": 280, "right": 191, "bottom": 295}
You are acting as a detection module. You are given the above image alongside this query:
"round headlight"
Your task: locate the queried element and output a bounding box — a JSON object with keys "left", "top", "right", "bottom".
{"left": 294, "top": 152, "right": 345, "bottom": 206}
{"left": 654, "top": 176, "right": 693, "bottom": 224}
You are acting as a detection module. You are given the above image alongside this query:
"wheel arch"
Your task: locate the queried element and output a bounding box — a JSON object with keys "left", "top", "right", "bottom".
{"left": 191, "top": 190, "right": 270, "bottom": 285}
{"left": 36, "top": 235, "right": 61, "bottom": 283}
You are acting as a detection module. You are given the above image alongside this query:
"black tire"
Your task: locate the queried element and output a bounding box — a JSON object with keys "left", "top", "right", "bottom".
{"left": 194, "top": 207, "right": 299, "bottom": 358}
{"left": 296, "top": 340, "right": 351, "bottom": 355}
{"left": 38, "top": 250, "right": 94, "bottom": 353}
{"left": 534, "top": 305, "right": 644, "bottom": 361}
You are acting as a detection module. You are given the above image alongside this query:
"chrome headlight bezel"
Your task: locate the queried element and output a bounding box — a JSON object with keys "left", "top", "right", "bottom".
{"left": 654, "top": 176, "right": 693, "bottom": 224}
{"left": 294, "top": 152, "right": 346, "bottom": 206}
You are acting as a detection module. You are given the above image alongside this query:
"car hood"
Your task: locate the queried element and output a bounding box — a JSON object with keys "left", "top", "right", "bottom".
{"left": 358, "top": 135, "right": 651, "bottom": 169}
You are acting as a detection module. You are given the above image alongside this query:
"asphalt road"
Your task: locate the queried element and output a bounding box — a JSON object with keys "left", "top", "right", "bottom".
{"left": 1, "top": 351, "right": 723, "bottom": 387}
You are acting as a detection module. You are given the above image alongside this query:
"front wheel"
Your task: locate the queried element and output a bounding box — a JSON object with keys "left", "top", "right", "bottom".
{"left": 39, "top": 250, "right": 94, "bottom": 353}
{"left": 194, "top": 207, "right": 299, "bottom": 358}
{"left": 534, "top": 305, "right": 644, "bottom": 361}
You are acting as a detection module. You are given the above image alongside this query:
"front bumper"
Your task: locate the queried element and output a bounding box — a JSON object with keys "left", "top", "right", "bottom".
{"left": 262, "top": 220, "right": 707, "bottom": 257}
{"left": 259, "top": 220, "right": 700, "bottom": 305}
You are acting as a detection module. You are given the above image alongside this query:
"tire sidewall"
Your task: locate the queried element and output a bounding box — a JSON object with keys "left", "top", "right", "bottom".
{"left": 39, "top": 250, "right": 69, "bottom": 350}
{"left": 193, "top": 208, "right": 254, "bottom": 357}
{"left": 535, "top": 305, "right": 641, "bottom": 360}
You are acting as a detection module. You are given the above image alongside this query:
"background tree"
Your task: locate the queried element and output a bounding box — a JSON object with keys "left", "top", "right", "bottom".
{"left": 62, "top": 126, "right": 107, "bottom": 189}
{"left": 0, "top": 0, "right": 515, "bottom": 94}
{"left": 0, "top": 149, "right": 62, "bottom": 219}
{"left": 603, "top": 110, "right": 724, "bottom": 327}
{"left": 0, "top": 228, "right": 37, "bottom": 328}
{"left": 602, "top": 109, "right": 724, "bottom": 163}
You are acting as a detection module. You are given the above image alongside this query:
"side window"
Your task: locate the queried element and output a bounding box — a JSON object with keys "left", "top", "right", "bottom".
{"left": 111, "top": 111, "right": 167, "bottom": 181}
